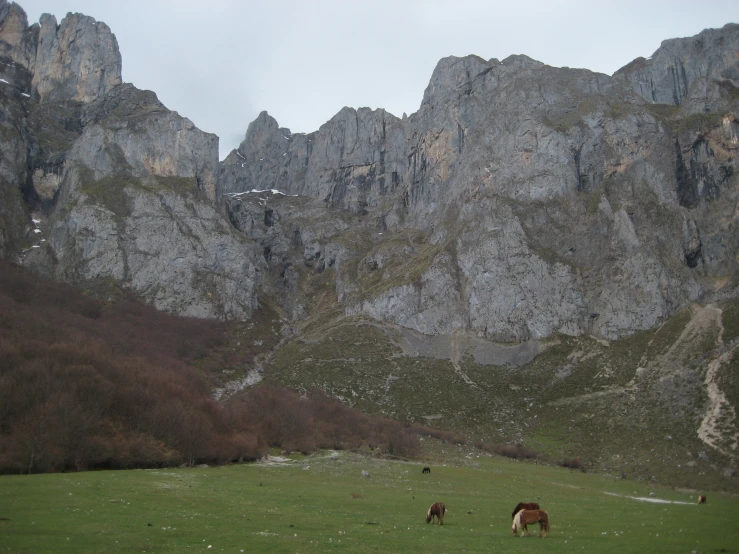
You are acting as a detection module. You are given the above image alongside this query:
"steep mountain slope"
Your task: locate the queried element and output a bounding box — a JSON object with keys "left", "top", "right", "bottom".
{"left": 0, "top": 1, "right": 737, "bottom": 486}
{"left": 218, "top": 23, "right": 739, "bottom": 487}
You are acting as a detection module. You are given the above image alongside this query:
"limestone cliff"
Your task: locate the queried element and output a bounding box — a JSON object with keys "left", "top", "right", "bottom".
{"left": 614, "top": 23, "right": 739, "bottom": 112}
{"left": 0, "top": 0, "right": 264, "bottom": 319}
{"left": 2, "top": 0, "right": 738, "bottom": 339}
{"left": 221, "top": 25, "right": 739, "bottom": 341}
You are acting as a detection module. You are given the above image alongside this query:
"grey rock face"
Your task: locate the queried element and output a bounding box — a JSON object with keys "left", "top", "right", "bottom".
{"left": 0, "top": 1, "right": 34, "bottom": 258}
{"left": 0, "top": 0, "right": 36, "bottom": 73}
{"left": 69, "top": 84, "right": 220, "bottom": 201}
{"left": 219, "top": 107, "right": 407, "bottom": 214}
{"left": 32, "top": 11, "right": 121, "bottom": 103}
{"left": 49, "top": 169, "right": 264, "bottom": 320}
{"left": 35, "top": 80, "right": 253, "bottom": 318}
{"left": 614, "top": 23, "right": 739, "bottom": 112}
{"left": 1, "top": 1, "right": 121, "bottom": 104}
{"left": 220, "top": 24, "right": 739, "bottom": 341}
{"left": 0, "top": 1, "right": 263, "bottom": 321}
{"left": 224, "top": 189, "right": 351, "bottom": 320}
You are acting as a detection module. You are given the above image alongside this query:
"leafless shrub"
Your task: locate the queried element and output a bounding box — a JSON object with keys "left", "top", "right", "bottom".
{"left": 409, "top": 423, "right": 466, "bottom": 445}
{"left": 560, "top": 457, "right": 585, "bottom": 471}
{"left": 474, "top": 441, "right": 538, "bottom": 460}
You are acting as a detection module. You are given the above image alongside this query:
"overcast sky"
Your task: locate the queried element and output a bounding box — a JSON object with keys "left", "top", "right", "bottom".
{"left": 19, "top": 0, "right": 738, "bottom": 159}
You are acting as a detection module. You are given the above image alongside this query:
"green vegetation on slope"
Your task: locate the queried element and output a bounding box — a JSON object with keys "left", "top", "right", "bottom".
{"left": 269, "top": 302, "right": 739, "bottom": 493}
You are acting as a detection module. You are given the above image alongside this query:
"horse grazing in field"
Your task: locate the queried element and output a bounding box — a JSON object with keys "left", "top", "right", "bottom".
{"left": 698, "top": 495, "right": 707, "bottom": 504}
{"left": 511, "top": 502, "right": 540, "bottom": 519}
{"left": 422, "top": 467, "right": 431, "bottom": 474}
{"left": 512, "top": 509, "right": 549, "bottom": 537}
{"left": 426, "top": 502, "right": 446, "bottom": 525}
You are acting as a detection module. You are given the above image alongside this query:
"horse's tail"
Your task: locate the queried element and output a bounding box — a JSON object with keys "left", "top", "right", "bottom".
{"left": 541, "top": 511, "right": 550, "bottom": 533}
{"left": 441, "top": 503, "right": 446, "bottom": 515}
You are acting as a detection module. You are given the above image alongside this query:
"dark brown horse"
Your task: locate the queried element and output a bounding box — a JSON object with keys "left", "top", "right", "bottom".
{"left": 512, "top": 508, "right": 549, "bottom": 537}
{"left": 511, "top": 502, "right": 540, "bottom": 519}
{"left": 426, "top": 502, "right": 446, "bottom": 525}
{"left": 422, "top": 466, "right": 431, "bottom": 474}
{"left": 698, "top": 494, "right": 707, "bottom": 504}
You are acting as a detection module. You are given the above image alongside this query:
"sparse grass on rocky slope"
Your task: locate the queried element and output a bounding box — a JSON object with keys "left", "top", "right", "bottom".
{"left": 268, "top": 302, "right": 739, "bottom": 493}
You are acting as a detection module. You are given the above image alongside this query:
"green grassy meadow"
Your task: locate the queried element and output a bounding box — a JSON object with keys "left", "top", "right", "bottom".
{"left": 1, "top": 449, "right": 736, "bottom": 554}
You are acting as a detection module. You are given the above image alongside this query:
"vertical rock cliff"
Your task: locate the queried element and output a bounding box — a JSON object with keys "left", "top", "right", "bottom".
{"left": 0, "top": 0, "right": 264, "bottom": 319}
{"left": 221, "top": 24, "right": 739, "bottom": 341}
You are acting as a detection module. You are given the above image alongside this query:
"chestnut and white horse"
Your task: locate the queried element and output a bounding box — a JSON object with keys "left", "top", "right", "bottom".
{"left": 512, "top": 508, "right": 549, "bottom": 537}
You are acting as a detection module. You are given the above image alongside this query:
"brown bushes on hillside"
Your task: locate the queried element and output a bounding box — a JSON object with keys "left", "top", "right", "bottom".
{"left": 409, "top": 424, "right": 466, "bottom": 445}
{"left": 0, "top": 261, "right": 422, "bottom": 473}
{"left": 0, "top": 261, "right": 257, "bottom": 472}
{"left": 474, "top": 440, "right": 539, "bottom": 460}
{"left": 559, "top": 457, "right": 585, "bottom": 471}
{"left": 224, "top": 385, "right": 419, "bottom": 457}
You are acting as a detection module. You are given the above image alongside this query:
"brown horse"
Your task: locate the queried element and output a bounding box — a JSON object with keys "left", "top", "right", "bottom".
{"left": 512, "top": 508, "right": 549, "bottom": 537}
{"left": 511, "top": 502, "right": 540, "bottom": 519}
{"left": 426, "top": 502, "right": 446, "bottom": 525}
{"left": 698, "top": 495, "right": 707, "bottom": 504}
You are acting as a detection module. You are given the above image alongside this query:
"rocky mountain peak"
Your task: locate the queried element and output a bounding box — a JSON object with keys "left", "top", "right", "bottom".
{"left": 239, "top": 110, "right": 292, "bottom": 160}
{"left": 500, "top": 53, "right": 545, "bottom": 69}
{"left": 614, "top": 22, "right": 739, "bottom": 111}
{"left": 32, "top": 10, "right": 121, "bottom": 103}
{"left": 1, "top": 1, "right": 122, "bottom": 103}
{"left": 420, "top": 54, "right": 493, "bottom": 107}
{"left": 0, "top": 1, "right": 34, "bottom": 70}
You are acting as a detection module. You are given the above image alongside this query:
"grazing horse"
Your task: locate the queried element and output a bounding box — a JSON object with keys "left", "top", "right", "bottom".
{"left": 698, "top": 494, "right": 707, "bottom": 504}
{"left": 512, "top": 509, "right": 549, "bottom": 537}
{"left": 511, "top": 502, "right": 540, "bottom": 519}
{"left": 422, "top": 467, "right": 431, "bottom": 474}
{"left": 426, "top": 502, "right": 446, "bottom": 525}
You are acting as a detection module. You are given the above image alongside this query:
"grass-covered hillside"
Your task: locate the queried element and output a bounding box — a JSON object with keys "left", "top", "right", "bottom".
{"left": 1, "top": 447, "right": 736, "bottom": 553}
{"left": 268, "top": 299, "right": 739, "bottom": 493}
